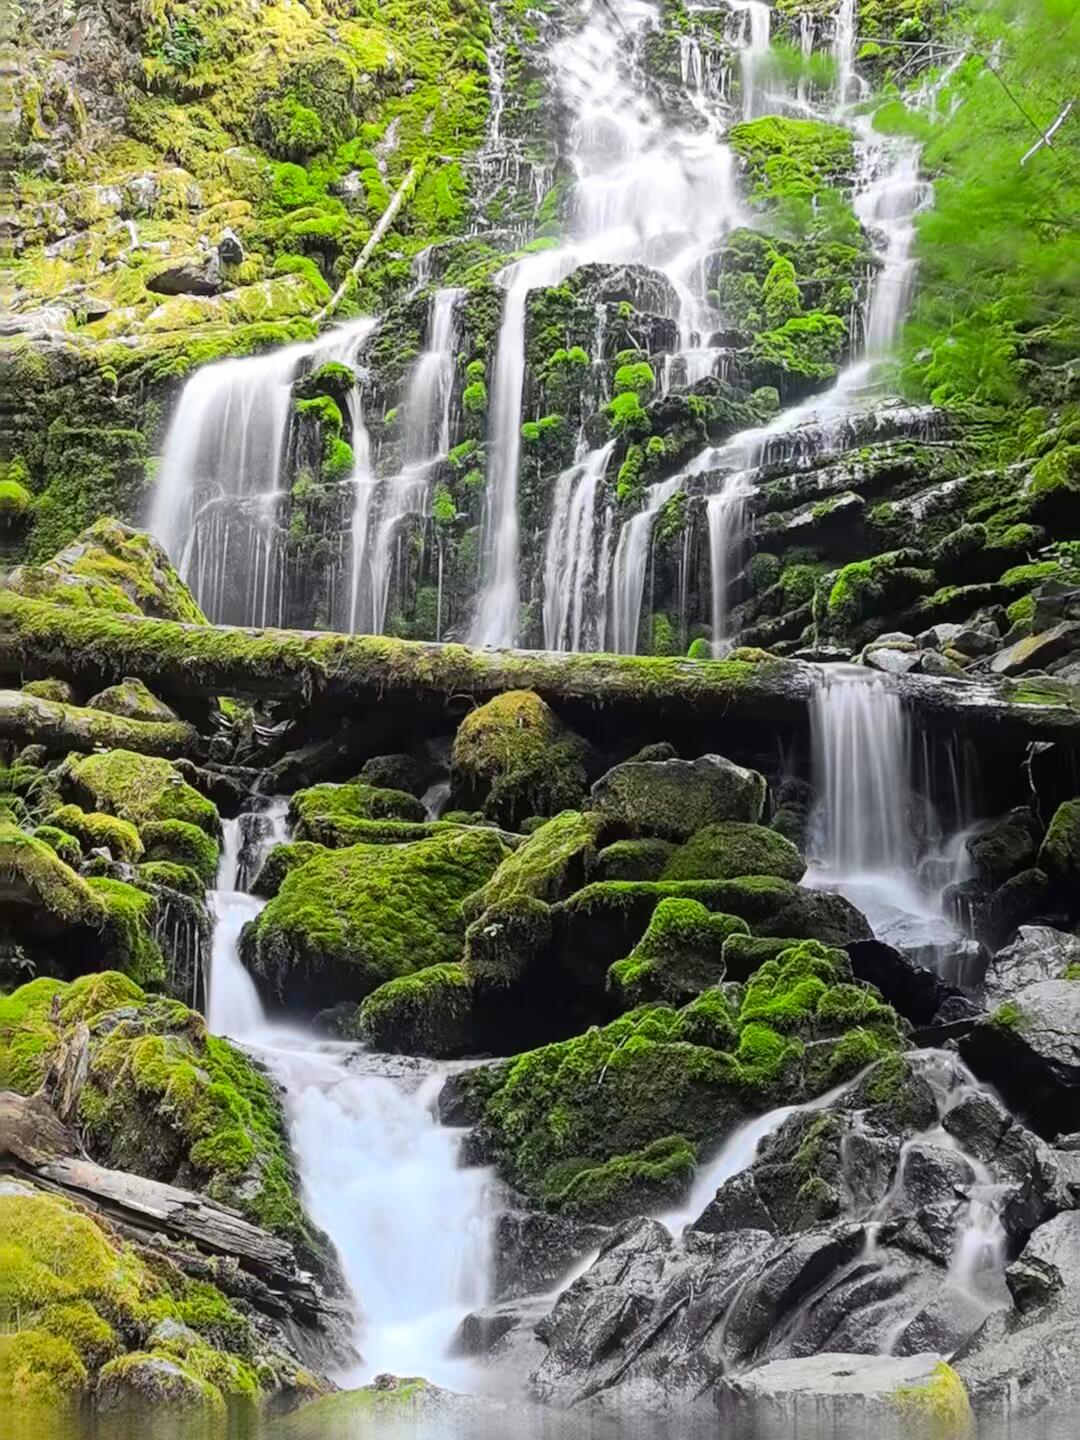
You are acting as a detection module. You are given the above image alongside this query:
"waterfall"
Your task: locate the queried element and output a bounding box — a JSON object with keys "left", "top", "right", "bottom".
{"left": 470, "top": 0, "right": 740, "bottom": 648}
{"left": 204, "top": 803, "right": 495, "bottom": 1386}
{"left": 541, "top": 440, "right": 616, "bottom": 651}
{"left": 810, "top": 665, "right": 913, "bottom": 879}
{"left": 707, "top": 468, "right": 752, "bottom": 653}
{"left": 356, "top": 288, "right": 465, "bottom": 635}
{"left": 149, "top": 320, "right": 375, "bottom": 627}
{"left": 731, "top": 1, "right": 772, "bottom": 118}
{"left": 833, "top": 0, "right": 858, "bottom": 106}
{"left": 609, "top": 476, "right": 683, "bottom": 654}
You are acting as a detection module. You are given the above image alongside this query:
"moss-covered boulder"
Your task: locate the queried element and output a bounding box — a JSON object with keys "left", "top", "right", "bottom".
{"left": 87, "top": 679, "right": 179, "bottom": 725}
{"left": 594, "top": 838, "right": 677, "bottom": 881}
{"left": 289, "top": 781, "right": 428, "bottom": 846}
{"left": 464, "top": 941, "right": 903, "bottom": 1219}
{"left": 463, "top": 896, "right": 554, "bottom": 987}
{"left": 607, "top": 898, "right": 748, "bottom": 1008}
{"left": 242, "top": 829, "right": 509, "bottom": 1011}
{"left": 358, "top": 964, "right": 476, "bottom": 1057}
{"left": 0, "top": 1185, "right": 291, "bottom": 1412}
{"left": 466, "top": 809, "right": 603, "bottom": 915}
{"left": 140, "top": 819, "right": 220, "bottom": 886}
{"left": 21, "top": 679, "right": 74, "bottom": 704}
{"left": 48, "top": 805, "right": 144, "bottom": 863}
{"left": 1037, "top": 798, "right": 1080, "bottom": 900}
{"left": 0, "top": 972, "right": 322, "bottom": 1261}
{"left": 662, "top": 822, "right": 806, "bottom": 883}
{"left": 65, "top": 750, "right": 218, "bottom": 836}
{"left": 251, "top": 841, "right": 325, "bottom": 899}
{"left": 966, "top": 808, "right": 1042, "bottom": 885}
{"left": 7, "top": 519, "right": 206, "bottom": 623}
{"left": 30, "top": 824, "right": 83, "bottom": 869}
{"left": 590, "top": 754, "right": 766, "bottom": 840}
{"left": 451, "top": 691, "right": 588, "bottom": 827}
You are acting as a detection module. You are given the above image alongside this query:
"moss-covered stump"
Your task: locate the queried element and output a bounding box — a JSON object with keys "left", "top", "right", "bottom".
{"left": 242, "top": 828, "right": 509, "bottom": 1011}
{"left": 0, "top": 973, "right": 324, "bottom": 1263}
{"left": 289, "top": 781, "right": 429, "bottom": 845}
{"left": 607, "top": 898, "right": 748, "bottom": 1008}
{"left": 64, "top": 749, "right": 219, "bottom": 837}
{"left": 357, "top": 964, "right": 476, "bottom": 1057}
{"left": 450, "top": 690, "right": 588, "bottom": 827}
{"left": 662, "top": 822, "right": 806, "bottom": 883}
{"left": 6, "top": 519, "right": 206, "bottom": 623}
{"left": 0, "top": 1184, "right": 315, "bottom": 1413}
{"left": 463, "top": 941, "right": 903, "bottom": 1220}
{"left": 590, "top": 754, "right": 767, "bottom": 840}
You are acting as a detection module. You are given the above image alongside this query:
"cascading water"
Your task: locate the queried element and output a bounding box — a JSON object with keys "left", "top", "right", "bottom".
{"left": 706, "top": 468, "right": 752, "bottom": 653}
{"left": 469, "top": 0, "right": 741, "bottom": 648}
{"left": 730, "top": 0, "right": 772, "bottom": 118}
{"left": 542, "top": 440, "right": 616, "bottom": 651}
{"left": 151, "top": 320, "right": 376, "bottom": 628}
{"left": 610, "top": 476, "right": 683, "bottom": 654}
{"left": 205, "top": 804, "right": 496, "bottom": 1386}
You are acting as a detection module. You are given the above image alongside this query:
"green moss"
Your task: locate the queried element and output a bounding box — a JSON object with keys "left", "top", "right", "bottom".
{"left": 661, "top": 821, "right": 805, "bottom": 883}
{"left": 140, "top": 819, "right": 220, "bottom": 885}
{"left": 0, "top": 821, "right": 106, "bottom": 930}
{"left": 467, "top": 809, "right": 603, "bottom": 914}
{"left": 67, "top": 750, "right": 218, "bottom": 835}
{"left": 85, "top": 878, "right": 166, "bottom": 985}
{"left": 30, "top": 824, "right": 83, "bottom": 869}
{"left": 595, "top": 838, "right": 677, "bottom": 882}
{"left": 451, "top": 691, "right": 587, "bottom": 827}
{"left": 988, "top": 1000, "right": 1026, "bottom": 1031}
{"left": 728, "top": 115, "right": 854, "bottom": 204}
{"left": 245, "top": 828, "right": 509, "bottom": 1006}
{"left": 49, "top": 805, "right": 144, "bottom": 863}
{"left": 135, "top": 861, "right": 205, "bottom": 900}
{"left": 251, "top": 841, "right": 325, "bottom": 898}
{"left": 608, "top": 898, "right": 748, "bottom": 1008}
{"left": 1037, "top": 798, "right": 1080, "bottom": 889}
{"left": 549, "top": 1134, "right": 696, "bottom": 1220}
{"left": 358, "top": 962, "right": 475, "bottom": 1057}
{"left": 604, "top": 389, "right": 651, "bottom": 437}
{"left": 289, "top": 781, "right": 427, "bottom": 844}
{"left": 463, "top": 895, "right": 553, "bottom": 987}
{"left": 891, "top": 1360, "right": 974, "bottom": 1435}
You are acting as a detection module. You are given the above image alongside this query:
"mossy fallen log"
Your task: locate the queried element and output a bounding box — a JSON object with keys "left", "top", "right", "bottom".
{"left": 0, "top": 687, "right": 201, "bottom": 759}
{"left": 2, "top": 594, "right": 1079, "bottom": 749}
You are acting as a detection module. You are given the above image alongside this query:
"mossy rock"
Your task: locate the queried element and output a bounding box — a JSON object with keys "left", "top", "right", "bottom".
{"left": 607, "top": 898, "right": 749, "bottom": 1008}
{"left": 662, "top": 822, "right": 806, "bottom": 883}
{"left": 8, "top": 519, "right": 206, "bottom": 623}
{"left": 358, "top": 753, "right": 426, "bottom": 797}
{"left": 966, "top": 808, "right": 1042, "bottom": 886}
{"left": 87, "top": 679, "right": 179, "bottom": 725}
{"left": 1037, "top": 798, "right": 1080, "bottom": 898}
{"left": 594, "top": 838, "right": 677, "bottom": 881}
{"left": 140, "top": 819, "right": 220, "bottom": 886}
{"left": 135, "top": 861, "right": 206, "bottom": 901}
{"left": 251, "top": 841, "right": 325, "bottom": 899}
{"left": 721, "top": 932, "right": 808, "bottom": 980}
{"left": 20, "top": 679, "right": 74, "bottom": 704}
{"left": 243, "top": 829, "right": 509, "bottom": 1011}
{"left": 48, "top": 804, "right": 144, "bottom": 864}
{"left": 463, "top": 896, "right": 553, "bottom": 988}
{"left": 29, "top": 824, "right": 83, "bottom": 869}
{"left": 451, "top": 691, "right": 588, "bottom": 827}
{"left": 358, "top": 963, "right": 476, "bottom": 1057}
{"left": 590, "top": 754, "right": 767, "bottom": 841}
{"left": 84, "top": 878, "right": 166, "bottom": 986}
{"left": 466, "top": 809, "right": 603, "bottom": 917}
{"left": 66, "top": 750, "right": 219, "bottom": 837}
{"left": 289, "top": 781, "right": 428, "bottom": 845}
{"left": 1, "top": 972, "right": 323, "bottom": 1262}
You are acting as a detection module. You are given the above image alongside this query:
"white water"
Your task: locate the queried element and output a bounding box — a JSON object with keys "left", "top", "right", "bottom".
{"left": 150, "top": 320, "right": 376, "bottom": 627}
{"left": 731, "top": 0, "right": 772, "bottom": 118}
{"left": 542, "top": 440, "right": 616, "bottom": 651}
{"left": 706, "top": 468, "right": 753, "bottom": 652}
{"left": 205, "top": 809, "right": 496, "bottom": 1386}
{"left": 469, "top": 0, "right": 742, "bottom": 647}
{"left": 609, "top": 475, "right": 683, "bottom": 654}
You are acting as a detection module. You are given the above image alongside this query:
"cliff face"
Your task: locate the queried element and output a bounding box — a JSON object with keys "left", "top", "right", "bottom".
{"left": 5, "top": 1, "right": 1078, "bottom": 657}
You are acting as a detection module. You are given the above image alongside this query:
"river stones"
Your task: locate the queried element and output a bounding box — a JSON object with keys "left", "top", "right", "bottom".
{"left": 982, "top": 925, "right": 1080, "bottom": 1006}
{"left": 960, "top": 979, "right": 1080, "bottom": 1138}
{"left": 715, "top": 1353, "right": 974, "bottom": 1437}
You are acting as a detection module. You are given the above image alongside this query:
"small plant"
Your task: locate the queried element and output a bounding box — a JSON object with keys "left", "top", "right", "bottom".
{"left": 159, "top": 19, "right": 205, "bottom": 71}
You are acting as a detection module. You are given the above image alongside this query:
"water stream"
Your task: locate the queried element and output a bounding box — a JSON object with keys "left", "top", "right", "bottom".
{"left": 206, "top": 809, "right": 496, "bottom": 1388}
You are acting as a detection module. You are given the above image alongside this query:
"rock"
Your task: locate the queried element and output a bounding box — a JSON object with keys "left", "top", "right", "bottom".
{"left": 989, "top": 621, "right": 1080, "bottom": 675}
{"left": 961, "top": 979, "right": 1080, "bottom": 1137}
{"left": 864, "top": 647, "right": 920, "bottom": 675}
{"left": 919, "top": 622, "right": 963, "bottom": 649}
{"left": 1037, "top": 798, "right": 1080, "bottom": 899}
{"left": 918, "top": 650, "right": 967, "bottom": 677}
{"left": 954, "top": 1213, "right": 1080, "bottom": 1416}
{"left": 590, "top": 753, "right": 766, "bottom": 840}
{"left": 492, "top": 1207, "right": 608, "bottom": 1299}
{"left": 594, "top": 837, "right": 676, "bottom": 880}
{"left": 217, "top": 227, "right": 244, "bottom": 264}
{"left": 453, "top": 1297, "right": 549, "bottom": 1359}
{"left": 716, "top": 1353, "right": 974, "bottom": 1436}
{"left": 792, "top": 645, "right": 854, "bottom": 662}
{"left": 358, "top": 752, "right": 426, "bottom": 796}
{"left": 607, "top": 897, "right": 747, "bottom": 1007}
{"left": 847, "top": 938, "right": 965, "bottom": 1025}
{"left": 145, "top": 257, "right": 223, "bottom": 296}
{"left": 874, "top": 631, "right": 917, "bottom": 648}
{"left": 96, "top": 1353, "right": 223, "bottom": 1412}
{"left": 357, "top": 963, "right": 476, "bottom": 1057}
{"left": 966, "top": 808, "right": 1042, "bottom": 885}
{"left": 87, "top": 677, "right": 179, "bottom": 725}
{"left": 977, "top": 867, "right": 1052, "bottom": 950}
{"left": 450, "top": 690, "right": 587, "bottom": 826}
{"left": 983, "top": 925, "right": 1080, "bottom": 1006}
{"left": 660, "top": 821, "right": 806, "bottom": 883}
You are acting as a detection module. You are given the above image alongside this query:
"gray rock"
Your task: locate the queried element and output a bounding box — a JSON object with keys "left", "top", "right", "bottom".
{"left": 217, "top": 227, "right": 244, "bottom": 265}
{"left": 961, "top": 979, "right": 1080, "bottom": 1138}
{"left": 146, "top": 258, "right": 222, "bottom": 297}
{"left": 864, "top": 647, "right": 920, "bottom": 675}
{"left": 989, "top": 621, "right": 1080, "bottom": 676}
{"left": 918, "top": 622, "right": 963, "bottom": 649}
{"left": 493, "top": 1207, "right": 608, "bottom": 1300}
{"left": 716, "top": 1352, "right": 973, "bottom": 1434}
{"left": 918, "top": 650, "right": 967, "bottom": 677}
{"left": 983, "top": 925, "right": 1080, "bottom": 1006}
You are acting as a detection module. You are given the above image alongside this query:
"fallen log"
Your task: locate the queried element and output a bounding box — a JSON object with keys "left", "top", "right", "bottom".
{"left": 3, "top": 593, "right": 1079, "bottom": 749}
{"left": 0, "top": 686, "right": 201, "bottom": 759}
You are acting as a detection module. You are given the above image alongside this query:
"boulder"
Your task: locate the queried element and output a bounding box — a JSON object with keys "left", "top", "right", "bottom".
{"left": 716, "top": 1353, "right": 974, "bottom": 1436}
{"left": 357, "top": 963, "right": 476, "bottom": 1058}
{"left": 961, "top": 979, "right": 1080, "bottom": 1137}
{"left": 989, "top": 621, "right": 1080, "bottom": 675}
{"left": 847, "top": 938, "right": 965, "bottom": 1026}
{"left": 87, "top": 678, "right": 179, "bottom": 725}
{"left": 1037, "top": 798, "right": 1080, "bottom": 899}
{"left": 590, "top": 753, "right": 766, "bottom": 840}
{"left": 607, "top": 898, "right": 746, "bottom": 1007}
{"left": 661, "top": 821, "right": 806, "bottom": 883}
{"left": 145, "top": 257, "right": 222, "bottom": 296}
{"left": 450, "top": 690, "right": 587, "bottom": 826}
{"left": 983, "top": 925, "right": 1080, "bottom": 1007}
{"left": 966, "top": 808, "right": 1042, "bottom": 886}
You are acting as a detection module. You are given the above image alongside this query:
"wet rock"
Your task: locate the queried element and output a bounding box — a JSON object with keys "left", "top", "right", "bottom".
{"left": 217, "top": 227, "right": 244, "bottom": 265}
{"left": 847, "top": 937, "right": 965, "bottom": 1024}
{"left": 965, "top": 808, "right": 1042, "bottom": 886}
{"left": 989, "top": 621, "right": 1080, "bottom": 675}
{"left": 493, "top": 1207, "right": 608, "bottom": 1300}
{"left": 954, "top": 1213, "right": 1080, "bottom": 1416}
{"left": 960, "top": 980, "right": 1080, "bottom": 1138}
{"left": 589, "top": 753, "right": 766, "bottom": 839}
{"left": 864, "top": 646, "right": 920, "bottom": 675}
{"left": 982, "top": 925, "right": 1080, "bottom": 1006}
{"left": 716, "top": 1352, "right": 974, "bottom": 1435}
{"left": 918, "top": 650, "right": 968, "bottom": 677}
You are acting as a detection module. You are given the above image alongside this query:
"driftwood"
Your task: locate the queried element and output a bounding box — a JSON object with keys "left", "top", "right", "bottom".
{"left": 0, "top": 687, "right": 201, "bottom": 758}
{"left": 3, "top": 593, "right": 1079, "bottom": 750}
